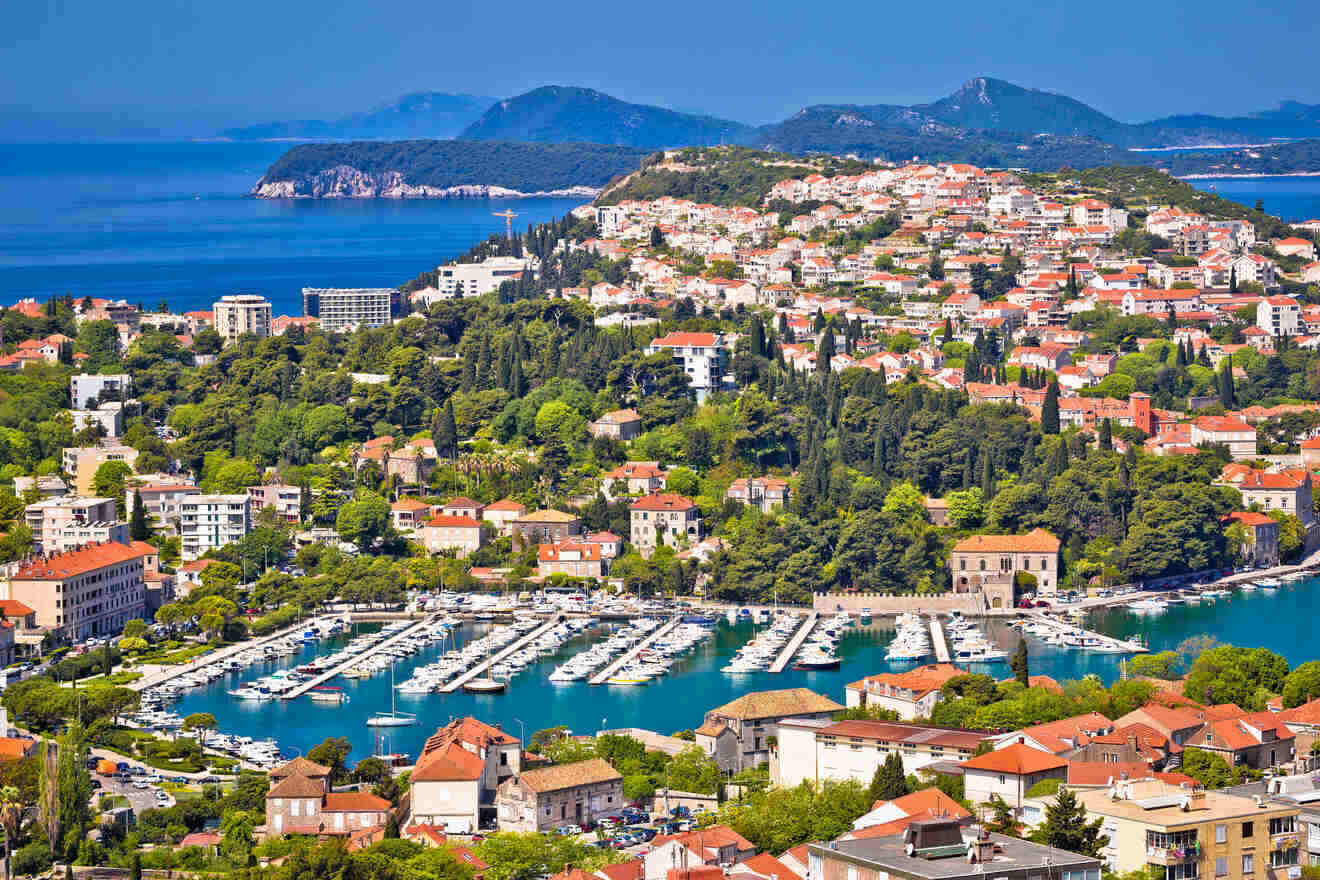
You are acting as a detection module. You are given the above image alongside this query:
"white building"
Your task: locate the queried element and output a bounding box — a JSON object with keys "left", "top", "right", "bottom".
{"left": 179, "top": 494, "right": 252, "bottom": 560}
{"left": 213, "top": 295, "right": 272, "bottom": 342}
{"left": 70, "top": 405, "right": 123, "bottom": 438}
{"left": 409, "top": 717, "right": 522, "bottom": 833}
{"left": 25, "top": 496, "right": 118, "bottom": 553}
{"left": 70, "top": 374, "right": 131, "bottom": 409}
{"left": 1258, "top": 296, "right": 1303, "bottom": 337}
{"left": 644, "top": 331, "right": 730, "bottom": 400}
{"left": 432, "top": 257, "right": 531, "bottom": 299}
{"left": 301, "top": 288, "right": 393, "bottom": 332}
{"left": 772, "top": 717, "right": 986, "bottom": 788}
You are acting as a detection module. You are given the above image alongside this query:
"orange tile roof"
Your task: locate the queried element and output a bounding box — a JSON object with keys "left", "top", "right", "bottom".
{"left": 425, "top": 515, "right": 481, "bottom": 529}
{"left": 1016, "top": 712, "right": 1113, "bottom": 753}
{"left": 882, "top": 787, "right": 971, "bottom": 819}
{"left": 266, "top": 774, "right": 326, "bottom": 799}
{"left": 323, "top": 791, "right": 391, "bottom": 812}
{"left": 485, "top": 498, "right": 526, "bottom": 512}
{"left": 412, "top": 740, "right": 485, "bottom": 782}
{"left": 270, "top": 755, "right": 331, "bottom": 779}
{"left": 952, "top": 528, "right": 1060, "bottom": 554}
{"left": 1067, "top": 760, "right": 1153, "bottom": 786}
{"left": 0, "top": 600, "right": 35, "bottom": 618}
{"left": 848, "top": 663, "right": 966, "bottom": 700}
{"left": 650, "top": 332, "right": 721, "bottom": 347}
{"left": 959, "top": 743, "right": 1067, "bottom": 775}
{"left": 14, "top": 541, "right": 146, "bottom": 580}
{"left": 629, "top": 492, "right": 697, "bottom": 512}
{"left": 737, "top": 854, "right": 803, "bottom": 880}
{"left": 514, "top": 758, "right": 621, "bottom": 793}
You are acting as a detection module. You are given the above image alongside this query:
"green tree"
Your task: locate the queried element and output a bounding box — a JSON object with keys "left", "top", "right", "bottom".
{"left": 1010, "top": 639, "right": 1029, "bottom": 686}
{"left": 1031, "top": 788, "right": 1106, "bottom": 857}
{"left": 1282, "top": 661, "right": 1320, "bottom": 708}
{"left": 1041, "top": 381, "right": 1060, "bottom": 434}
{"left": 1181, "top": 747, "right": 1244, "bottom": 788}
{"left": 218, "top": 810, "right": 255, "bottom": 866}
{"left": 336, "top": 491, "right": 392, "bottom": 551}
{"left": 129, "top": 488, "right": 150, "bottom": 541}
{"left": 1183, "top": 645, "right": 1288, "bottom": 709}
{"left": 91, "top": 460, "right": 132, "bottom": 504}
{"left": 1127, "top": 651, "right": 1180, "bottom": 680}
{"left": 182, "top": 712, "right": 218, "bottom": 743}
{"left": 433, "top": 399, "right": 459, "bottom": 459}
{"left": 307, "top": 736, "right": 353, "bottom": 783}
{"left": 881, "top": 481, "right": 927, "bottom": 522}
{"left": 868, "top": 752, "right": 910, "bottom": 802}
{"left": 946, "top": 487, "right": 986, "bottom": 529}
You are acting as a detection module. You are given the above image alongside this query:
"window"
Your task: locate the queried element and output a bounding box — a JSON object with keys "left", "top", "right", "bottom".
{"left": 1213, "top": 858, "right": 1227, "bottom": 876}
{"left": 1243, "top": 822, "right": 1254, "bottom": 838}
{"left": 1270, "top": 817, "right": 1296, "bottom": 835}
{"left": 1216, "top": 824, "right": 1227, "bottom": 844}
{"left": 1270, "top": 849, "right": 1298, "bottom": 869}
{"left": 1242, "top": 854, "right": 1254, "bottom": 875}
{"left": 999, "top": 775, "right": 1006, "bottom": 785}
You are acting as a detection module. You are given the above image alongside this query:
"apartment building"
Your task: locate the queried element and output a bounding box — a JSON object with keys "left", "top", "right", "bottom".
{"left": 844, "top": 663, "right": 967, "bottom": 720}
{"left": 645, "top": 331, "right": 730, "bottom": 400}
{"left": 432, "top": 257, "right": 531, "bottom": 299}
{"left": 537, "top": 542, "right": 604, "bottom": 579}
{"left": 6, "top": 540, "right": 147, "bottom": 639}
{"left": 25, "top": 497, "right": 118, "bottom": 553}
{"left": 772, "top": 717, "right": 987, "bottom": 787}
{"left": 410, "top": 717, "right": 522, "bottom": 833}
{"left": 70, "top": 373, "right": 131, "bottom": 409}
{"left": 301, "top": 288, "right": 393, "bottom": 332}
{"left": 70, "top": 406, "right": 123, "bottom": 438}
{"left": 213, "top": 294, "right": 272, "bottom": 342}
{"left": 1258, "top": 297, "right": 1303, "bottom": 337}
{"left": 179, "top": 494, "right": 252, "bottom": 560}
{"left": 63, "top": 444, "right": 139, "bottom": 495}
{"left": 1077, "top": 778, "right": 1301, "bottom": 880}
{"left": 246, "top": 484, "right": 302, "bottom": 524}
{"left": 126, "top": 483, "right": 200, "bottom": 535}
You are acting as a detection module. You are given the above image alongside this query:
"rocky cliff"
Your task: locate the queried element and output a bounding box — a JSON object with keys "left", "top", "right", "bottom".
{"left": 250, "top": 165, "right": 601, "bottom": 199}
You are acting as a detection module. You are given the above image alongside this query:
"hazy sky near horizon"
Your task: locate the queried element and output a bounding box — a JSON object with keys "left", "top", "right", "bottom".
{"left": 4, "top": 0, "right": 1320, "bottom": 129}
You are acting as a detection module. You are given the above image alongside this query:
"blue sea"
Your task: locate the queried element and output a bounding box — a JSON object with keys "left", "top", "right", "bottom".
{"left": 1188, "top": 176, "right": 1320, "bottom": 222}
{"left": 0, "top": 142, "right": 587, "bottom": 316}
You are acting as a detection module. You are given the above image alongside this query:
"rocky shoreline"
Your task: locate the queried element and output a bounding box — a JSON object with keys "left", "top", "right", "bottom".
{"left": 249, "top": 165, "right": 600, "bottom": 199}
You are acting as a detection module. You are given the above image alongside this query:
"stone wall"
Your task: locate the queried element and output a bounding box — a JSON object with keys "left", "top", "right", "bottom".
{"left": 812, "top": 591, "right": 985, "bottom": 615}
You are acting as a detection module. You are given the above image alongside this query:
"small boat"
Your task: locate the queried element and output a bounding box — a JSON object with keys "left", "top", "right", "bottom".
{"left": 859, "top": 608, "right": 873, "bottom": 622}
{"left": 793, "top": 656, "right": 841, "bottom": 670}
{"left": 463, "top": 677, "right": 507, "bottom": 694}
{"left": 606, "top": 676, "right": 648, "bottom": 685}
{"left": 367, "top": 661, "right": 419, "bottom": 726}
{"left": 309, "top": 687, "right": 348, "bottom": 704}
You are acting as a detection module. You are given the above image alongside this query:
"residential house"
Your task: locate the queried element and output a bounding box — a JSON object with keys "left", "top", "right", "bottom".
{"left": 601, "top": 462, "right": 668, "bottom": 500}
{"left": 494, "top": 758, "right": 623, "bottom": 832}
{"left": 844, "top": 664, "right": 966, "bottom": 721}
{"left": 419, "top": 515, "right": 483, "bottom": 558}
{"left": 246, "top": 484, "right": 302, "bottom": 524}
{"left": 265, "top": 756, "right": 392, "bottom": 837}
{"left": 696, "top": 688, "right": 842, "bottom": 772}
{"left": 1259, "top": 296, "right": 1304, "bottom": 337}
{"left": 511, "top": 510, "right": 582, "bottom": 549}
{"left": 391, "top": 498, "right": 432, "bottom": 532}
{"left": 959, "top": 742, "right": 1068, "bottom": 809}
{"left": 589, "top": 409, "right": 644, "bottom": 442}
{"left": 410, "top": 717, "right": 522, "bottom": 833}
{"left": 645, "top": 826, "right": 757, "bottom": 880}
{"left": 482, "top": 499, "right": 526, "bottom": 536}
{"left": 537, "top": 542, "right": 604, "bottom": 579}
{"left": 948, "top": 528, "right": 1061, "bottom": 600}
{"left": 772, "top": 717, "right": 987, "bottom": 788}
{"left": 629, "top": 493, "right": 701, "bottom": 555}
{"left": 1190, "top": 416, "right": 1257, "bottom": 458}
{"left": 724, "top": 476, "right": 790, "bottom": 512}
{"left": 1224, "top": 511, "right": 1281, "bottom": 567}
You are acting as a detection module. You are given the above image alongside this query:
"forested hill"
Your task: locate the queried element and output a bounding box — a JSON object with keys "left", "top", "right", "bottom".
{"left": 460, "top": 86, "right": 755, "bottom": 149}
{"left": 250, "top": 140, "right": 648, "bottom": 198}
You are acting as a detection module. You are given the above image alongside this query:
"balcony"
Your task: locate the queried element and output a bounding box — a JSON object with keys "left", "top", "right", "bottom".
{"left": 1147, "top": 846, "right": 1200, "bottom": 864}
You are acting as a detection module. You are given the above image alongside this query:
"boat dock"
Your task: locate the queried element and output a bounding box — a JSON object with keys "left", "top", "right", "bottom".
{"left": 588, "top": 616, "right": 683, "bottom": 685}
{"left": 441, "top": 617, "right": 563, "bottom": 693}
{"left": 283, "top": 615, "right": 441, "bottom": 699}
{"left": 928, "top": 615, "right": 951, "bottom": 662}
{"left": 769, "top": 612, "right": 818, "bottom": 673}
{"left": 1026, "top": 612, "right": 1148, "bottom": 653}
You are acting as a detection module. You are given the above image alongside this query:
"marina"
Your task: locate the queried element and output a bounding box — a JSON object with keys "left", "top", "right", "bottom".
{"left": 588, "top": 616, "right": 681, "bottom": 685}
{"left": 929, "top": 614, "right": 950, "bottom": 662}
{"left": 282, "top": 615, "right": 442, "bottom": 699}
{"left": 440, "top": 617, "right": 563, "bottom": 693}
{"left": 158, "top": 576, "right": 1320, "bottom": 767}
{"left": 767, "top": 612, "right": 818, "bottom": 673}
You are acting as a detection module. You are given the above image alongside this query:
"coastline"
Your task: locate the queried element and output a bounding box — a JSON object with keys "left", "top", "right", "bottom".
{"left": 250, "top": 175, "right": 601, "bottom": 200}
{"left": 1178, "top": 170, "right": 1320, "bottom": 180}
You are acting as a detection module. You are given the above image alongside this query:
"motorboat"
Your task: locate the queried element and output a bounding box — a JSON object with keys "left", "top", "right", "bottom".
{"left": 463, "top": 678, "right": 507, "bottom": 693}
{"left": 309, "top": 687, "right": 348, "bottom": 704}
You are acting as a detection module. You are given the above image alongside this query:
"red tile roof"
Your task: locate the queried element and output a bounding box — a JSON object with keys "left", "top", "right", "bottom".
{"left": 951, "top": 528, "right": 1060, "bottom": 554}
{"left": 14, "top": 541, "right": 145, "bottom": 580}
{"left": 630, "top": 493, "right": 697, "bottom": 512}
{"left": 960, "top": 743, "right": 1067, "bottom": 775}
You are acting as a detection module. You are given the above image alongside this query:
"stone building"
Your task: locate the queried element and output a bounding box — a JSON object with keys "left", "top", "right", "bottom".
{"left": 494, "top": 758, "right": 623, "bottom": 831}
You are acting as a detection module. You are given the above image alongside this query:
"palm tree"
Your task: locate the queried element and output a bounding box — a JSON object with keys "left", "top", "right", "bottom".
{"left": 0, "top": 784, "right": 21, "bottom": 880}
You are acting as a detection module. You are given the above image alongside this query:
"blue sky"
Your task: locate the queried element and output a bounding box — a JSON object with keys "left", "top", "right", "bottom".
{"left": 4, "top": 0, "right": 1320, "bottom": 130}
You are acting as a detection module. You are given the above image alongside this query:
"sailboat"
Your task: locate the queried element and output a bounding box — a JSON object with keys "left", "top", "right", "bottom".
{"left": 366, "top": 660, "right": 417, "bottom": 727}
{"left": 463, "top": 637, "right": 507, "bottom": 694}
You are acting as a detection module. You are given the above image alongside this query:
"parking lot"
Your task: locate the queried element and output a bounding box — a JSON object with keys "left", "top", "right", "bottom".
{"left": 91, "top": 760, "right": 178, "bottom": 815}
{"left": 557, "top": 807, "right": 714, "bottom": 854}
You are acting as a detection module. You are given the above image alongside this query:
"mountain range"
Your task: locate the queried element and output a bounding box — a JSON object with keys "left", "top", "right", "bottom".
{"left": 219, "top": 92, "right": 497, "bottom": 141}
{"left": 224, "top": 78, "right": 1320, "bottom": 154}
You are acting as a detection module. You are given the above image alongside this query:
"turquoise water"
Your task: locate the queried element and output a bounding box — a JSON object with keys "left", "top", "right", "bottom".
{"left": 1187, "top": 176, "right": 1320, "bottom": 222}
{"left": 168, "top": 579, "right": 1318, "bottom": 763}
{"left": 0, "top": 142, "right": 586, "bottom": 315}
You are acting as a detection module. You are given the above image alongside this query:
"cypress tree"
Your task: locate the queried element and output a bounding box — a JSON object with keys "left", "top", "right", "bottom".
{"left": 981, "top": 453, "right": 996, "bottom": 499}
{"left": 872, "top": 433, "right": 886, "bottom": 477}
{"left": 432, "top": 400, "right": 458, "bottom": 459}
{"left": 750, "top": 316, "right": 766, "bottom": 359}
{"left": 1010, "top": 639, "right": 1030, "bottom": 686}
{"left": 460, "top": 346, "right": 477, "bottom": 391}
{"left": 476, "top": 333, "right": 493, "bottom": 389}
{"left": 942, "top": 317, "right": 953, "bottom": 341}
{"left": 816, "top": 327, "right": 834, "bottom": 376}
{"left": 1229, "top": 265, "right": 1239, "bottom": 293}
{"left": 129, "top": 489, "right": 149, "bottom": 541}
{"left": 1197, "top": 344, "right": 1212, "bottom": 368}
{"left": 1098, "top": 418, "right": 1113, "bottom": 451}
{"left": 962, "top": 448, "right": 975, "bottom": 489}
{"left": 1041, "top": 380, "right": 1061, "bottom": 434}
{"left": 1219, "top": 356, "right": 1235, "bottom": 407}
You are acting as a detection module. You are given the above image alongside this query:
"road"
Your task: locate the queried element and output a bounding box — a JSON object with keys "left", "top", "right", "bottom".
{"left": 94, "top": 769, "right": 174, "bottom": 816}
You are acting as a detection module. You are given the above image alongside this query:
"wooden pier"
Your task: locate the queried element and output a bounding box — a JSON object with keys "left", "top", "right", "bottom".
{"left": 589, "top": 617, "right": 682, "bottom": 685}
{"left": 441, "top": 617, "right": 563, "bottom": 693}
{"left": 769, "top": 612, "right": 818, "bottom": 673}
{"left": 928, "top": 615, "right": 951, "bottom": 663}
{"left": 283, "top": 615, "right": 442, "bottom": 699}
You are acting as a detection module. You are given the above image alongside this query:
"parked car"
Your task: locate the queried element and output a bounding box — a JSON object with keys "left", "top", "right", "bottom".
{"left": 555, "top": 825, "right": 582, "bottom": 836}
{"left": 633, "top": 828, "right": 657, "bottom": 842}
{"left": 116, "top": 762, "right": 130, "bottom": 773}
{"left": 131, "top": 780, "right": 150, "bottom": 790}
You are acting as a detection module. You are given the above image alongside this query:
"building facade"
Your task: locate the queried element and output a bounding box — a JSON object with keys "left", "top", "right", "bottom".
{"left": 696, "top": 688, "right": 842, "bottom": 773}
{"left": 772, "top": 717, "right": 986, "bottom": 788}
{"left": 494, "top": 759, "right": 623, "bottom": 832}
{"left": 213, "top": 294, "right": 273, "bottom": 342}
{"left": 301, "top": 288, "right": 393, "bottom": 332}
{"left": 629, "top": 493, "right": 701, "bottom": 556}
{"left": 6, "top": 540, "right": 147, "bottom": 640}
{"left": 948, "top": 528, "right": 1061, "bottom": 598}
{"left": 179, "top": 494, "right": 252, "bottom": 560}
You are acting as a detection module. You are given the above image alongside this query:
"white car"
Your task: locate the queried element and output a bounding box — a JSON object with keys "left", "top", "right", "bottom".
{"left": 155, "top": 791, "right": 170, "bottom": 803}
{"left": 144, "top": 774, "right": 162, "bottom": 784}
{"left": 131, "top": 780, "right": 150, "bottom": 789}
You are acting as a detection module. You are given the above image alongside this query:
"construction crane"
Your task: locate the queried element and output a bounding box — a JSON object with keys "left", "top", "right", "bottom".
{"left": 493, "top": 209, "right": 519, "bottom": 240}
